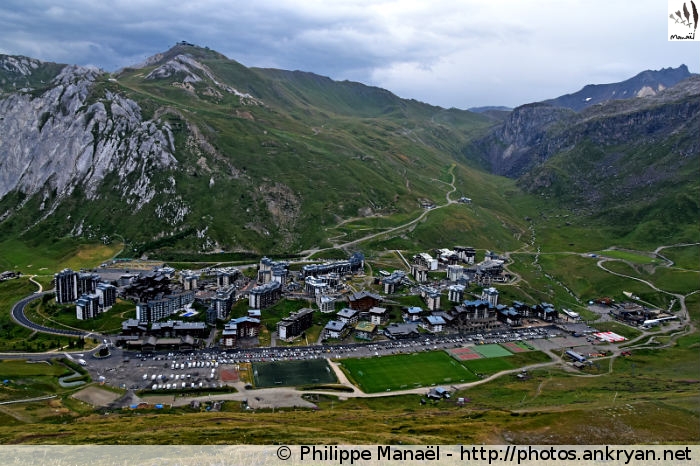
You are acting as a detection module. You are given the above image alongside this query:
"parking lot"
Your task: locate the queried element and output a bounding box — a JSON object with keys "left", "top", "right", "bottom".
{"left": 86, "top": 326, "right": 566, "bottom": 391}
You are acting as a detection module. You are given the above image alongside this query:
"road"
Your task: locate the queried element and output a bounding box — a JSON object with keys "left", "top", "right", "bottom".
{"left": 595, "top": 243, "right": 700, "bottom": 321}
{"left": 10, "top": 292, "right": 89, "bottom": 338}
{"left": 300, "top": 164, "right": 459, "bottom": 258}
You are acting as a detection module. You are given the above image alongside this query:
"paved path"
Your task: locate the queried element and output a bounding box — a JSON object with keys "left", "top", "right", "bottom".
{"left": 0, "top": 395, "right": 57, "bottom": 405}
{"left": 10, "top": 292, "right": 89, "bottom": 338}
{"left": 28, "top": 275, "right": 43, "bottom": 293}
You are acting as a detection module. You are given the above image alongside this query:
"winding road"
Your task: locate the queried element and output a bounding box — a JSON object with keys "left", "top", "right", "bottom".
{"left": 10, "top": 292, "right": 90, "bottom": 338}
{"left": 300, "top": 164, "right": 460, "bottom": 258}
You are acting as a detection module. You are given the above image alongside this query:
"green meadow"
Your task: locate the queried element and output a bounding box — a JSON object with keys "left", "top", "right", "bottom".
{"left": 339, "top": 349, "right": 552, "bottom": 393}
{"left": 340, "top": 351, "right": 478, "bottom": 393}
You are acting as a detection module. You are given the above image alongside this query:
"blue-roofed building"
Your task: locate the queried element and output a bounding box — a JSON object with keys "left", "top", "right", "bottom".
{"left": 403, "top": 306, "right": 423, "bottom": 322}
{"left": 497, "top": 307, "right": 522, "bottom": 326}
{"left": 422, "top": 315, "right": 446, "bottom": 333}
{"left": 427, "top": 386, "right": 451, "bottom": 399}
{"left": 337, "top": 307, "right": 360, "bottom": 325}
{"left": 221, "top": 316, "right": 261, "bottom": 347}
{"left": 323, "top": 320, "right": 348, "bottom": 339}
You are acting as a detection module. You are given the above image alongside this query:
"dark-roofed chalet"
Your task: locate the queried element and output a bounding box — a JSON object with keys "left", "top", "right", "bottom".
{"left": 277, "top": 308, "right": 314, "bottom": 341}
{"left": 126, "top": 335, "right": 196, "bottom": 352}
{"left": 451, "top": 299, "right": 500, "bottom": 331}
{"left": 368, "top": 306, "right": 388, "bottom": 325}
{"left": 512, "top": 301, "right": 533, "bottom": 317}
{"left": 497, "top": 306, "right": 522, "bottom": 326}
{"left": 611, "top": 303, "right": 657, "bottom": 325}
{"left": 337, "top": 307, "right": 360, "bottom": 325}
{"left": 150, "top": 320, "right": 208, "bottom": 338}
{"left": 534, "top": 303, "right": 558, "bottom": 322}
{"left": 384, "top": 322, "right": 419, "bottom": 339}
{"left": 121, "top": 318, "right": 148, "bottom": 336}
{"left": 348, "top": 291, "right": 381, "bottom": 311}
{"left": 323, "top": 320, "right": 348, "bottom": 339}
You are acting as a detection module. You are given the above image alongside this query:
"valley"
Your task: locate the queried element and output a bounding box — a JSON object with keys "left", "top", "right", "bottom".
{"left": 0, "top": 43, "right": 698, "bottom": 445}
{"left": 0, "top": 217, "right": 697, "bottom": 444}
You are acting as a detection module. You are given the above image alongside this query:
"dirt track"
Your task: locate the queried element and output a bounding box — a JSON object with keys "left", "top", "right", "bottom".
{"left": 72, "top": 386, "right": 121, "bottom": 407}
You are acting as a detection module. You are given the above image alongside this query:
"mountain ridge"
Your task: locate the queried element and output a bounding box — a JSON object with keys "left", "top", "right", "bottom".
{"left": 1, "top": 44, "right": 697, "bottom": 255}
{"left": 470, "top": 74, "right": 699, "bottom": 243}
{"left": 542, "top": 64, "right": 695, "bottom": 111}
{"left": 0, "top": 45, "right": 497, "bottom": 255}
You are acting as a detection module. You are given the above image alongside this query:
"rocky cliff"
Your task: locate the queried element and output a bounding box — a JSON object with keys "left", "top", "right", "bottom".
{"left": 0, "top": 45, "right": 490, "bottom": 254}
{"left": 468, "top": 75, "right": 700, "bottom": 242}
{"left": 472, "top": 76, "right": 700, "bottom": 179}
{"left": 0, "top": 57, "right": 177, "bottom": 228}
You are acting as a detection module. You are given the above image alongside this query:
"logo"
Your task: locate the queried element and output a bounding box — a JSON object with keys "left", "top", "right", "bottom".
{"left": 669, "top": 1, "right": 699, "bottom": 40}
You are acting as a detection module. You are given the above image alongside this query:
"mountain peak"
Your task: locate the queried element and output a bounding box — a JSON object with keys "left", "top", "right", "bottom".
{"left": 129, "top": 42, "right": 228, "bottom": 71}
{"left": 544, "top": 64, "right": 695, "bottom": 111}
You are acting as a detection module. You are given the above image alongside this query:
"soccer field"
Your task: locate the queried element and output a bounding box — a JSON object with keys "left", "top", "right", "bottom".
{"left": 340, "top": 351, "right": 479, "bottom": 393}
{"left": 252, "top": 359, "right": 337, "bottom": 388}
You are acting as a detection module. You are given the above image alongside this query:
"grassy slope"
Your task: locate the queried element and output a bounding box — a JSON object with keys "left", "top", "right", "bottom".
{"left": 71, "top": 48, "right": 499, "bottom": 254}
{"left": 0, "top": 332, "right": 696, "bottom": 444}
{"left": 522, "top": 137, "right": 700, "bottom": 249}
{"left": 0, "top": 239, "right": 121, "bottom": 276}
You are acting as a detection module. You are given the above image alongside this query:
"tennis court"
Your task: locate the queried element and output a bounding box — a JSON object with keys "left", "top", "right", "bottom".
{"left": 501, "top": 341, "right": 531, "bottom": 353}
{"left": 220, "top": 367, "right": 240, "bottom": 383}
{"left": 448, "top": 347, "right": 483, "bottom": 360}
{"left": 474, "top": 343, "right": 513, "bottom": 358}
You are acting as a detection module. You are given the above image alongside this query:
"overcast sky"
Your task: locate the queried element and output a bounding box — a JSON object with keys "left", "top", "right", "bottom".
{"left": 1, "top": 0, "right": 697, "bottom": 108}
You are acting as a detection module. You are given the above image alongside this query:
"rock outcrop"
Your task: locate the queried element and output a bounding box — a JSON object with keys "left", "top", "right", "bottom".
{"left": 0, "top": 60, "right": 177, "bottom": 216}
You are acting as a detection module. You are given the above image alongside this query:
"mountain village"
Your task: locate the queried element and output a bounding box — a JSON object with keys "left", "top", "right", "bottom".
{"left": 45, "top": 246, "right": 673, "bottom": 357}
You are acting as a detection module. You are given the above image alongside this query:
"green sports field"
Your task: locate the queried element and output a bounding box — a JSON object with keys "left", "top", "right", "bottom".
{"left": 252, "top": 359, "right": 337, "bottom": 388}
{"left": 473, "top": 343, "right": 513, "bottom": 358}
{"left": 465, "top": 351, "right": 553, "bottom": 376}
{"left": 339, "top": 351, "right": 479, "bottom": 393}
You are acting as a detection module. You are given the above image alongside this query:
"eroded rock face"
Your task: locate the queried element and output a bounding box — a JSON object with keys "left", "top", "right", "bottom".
{"left": 474, "top": 77, "right": 700, "bottom": 179}
{"left": 0, "top": 63, "right": 176, "bottom": 212}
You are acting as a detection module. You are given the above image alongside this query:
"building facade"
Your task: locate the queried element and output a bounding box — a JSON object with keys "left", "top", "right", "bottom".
{"left": 248, "top": 281, "right": 282, "bottom": 309}
{"left": 276, "top": 308, "right": 314, "bottom": 341}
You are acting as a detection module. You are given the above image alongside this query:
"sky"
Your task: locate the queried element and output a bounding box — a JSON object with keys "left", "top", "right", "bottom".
{"left": 1, "top": 0, "right": 698, "bottom": 109}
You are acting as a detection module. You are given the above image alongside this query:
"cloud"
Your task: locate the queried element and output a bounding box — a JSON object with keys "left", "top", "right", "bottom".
{"left": 0, "top": 0, "right": 695, "bottom": 108}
